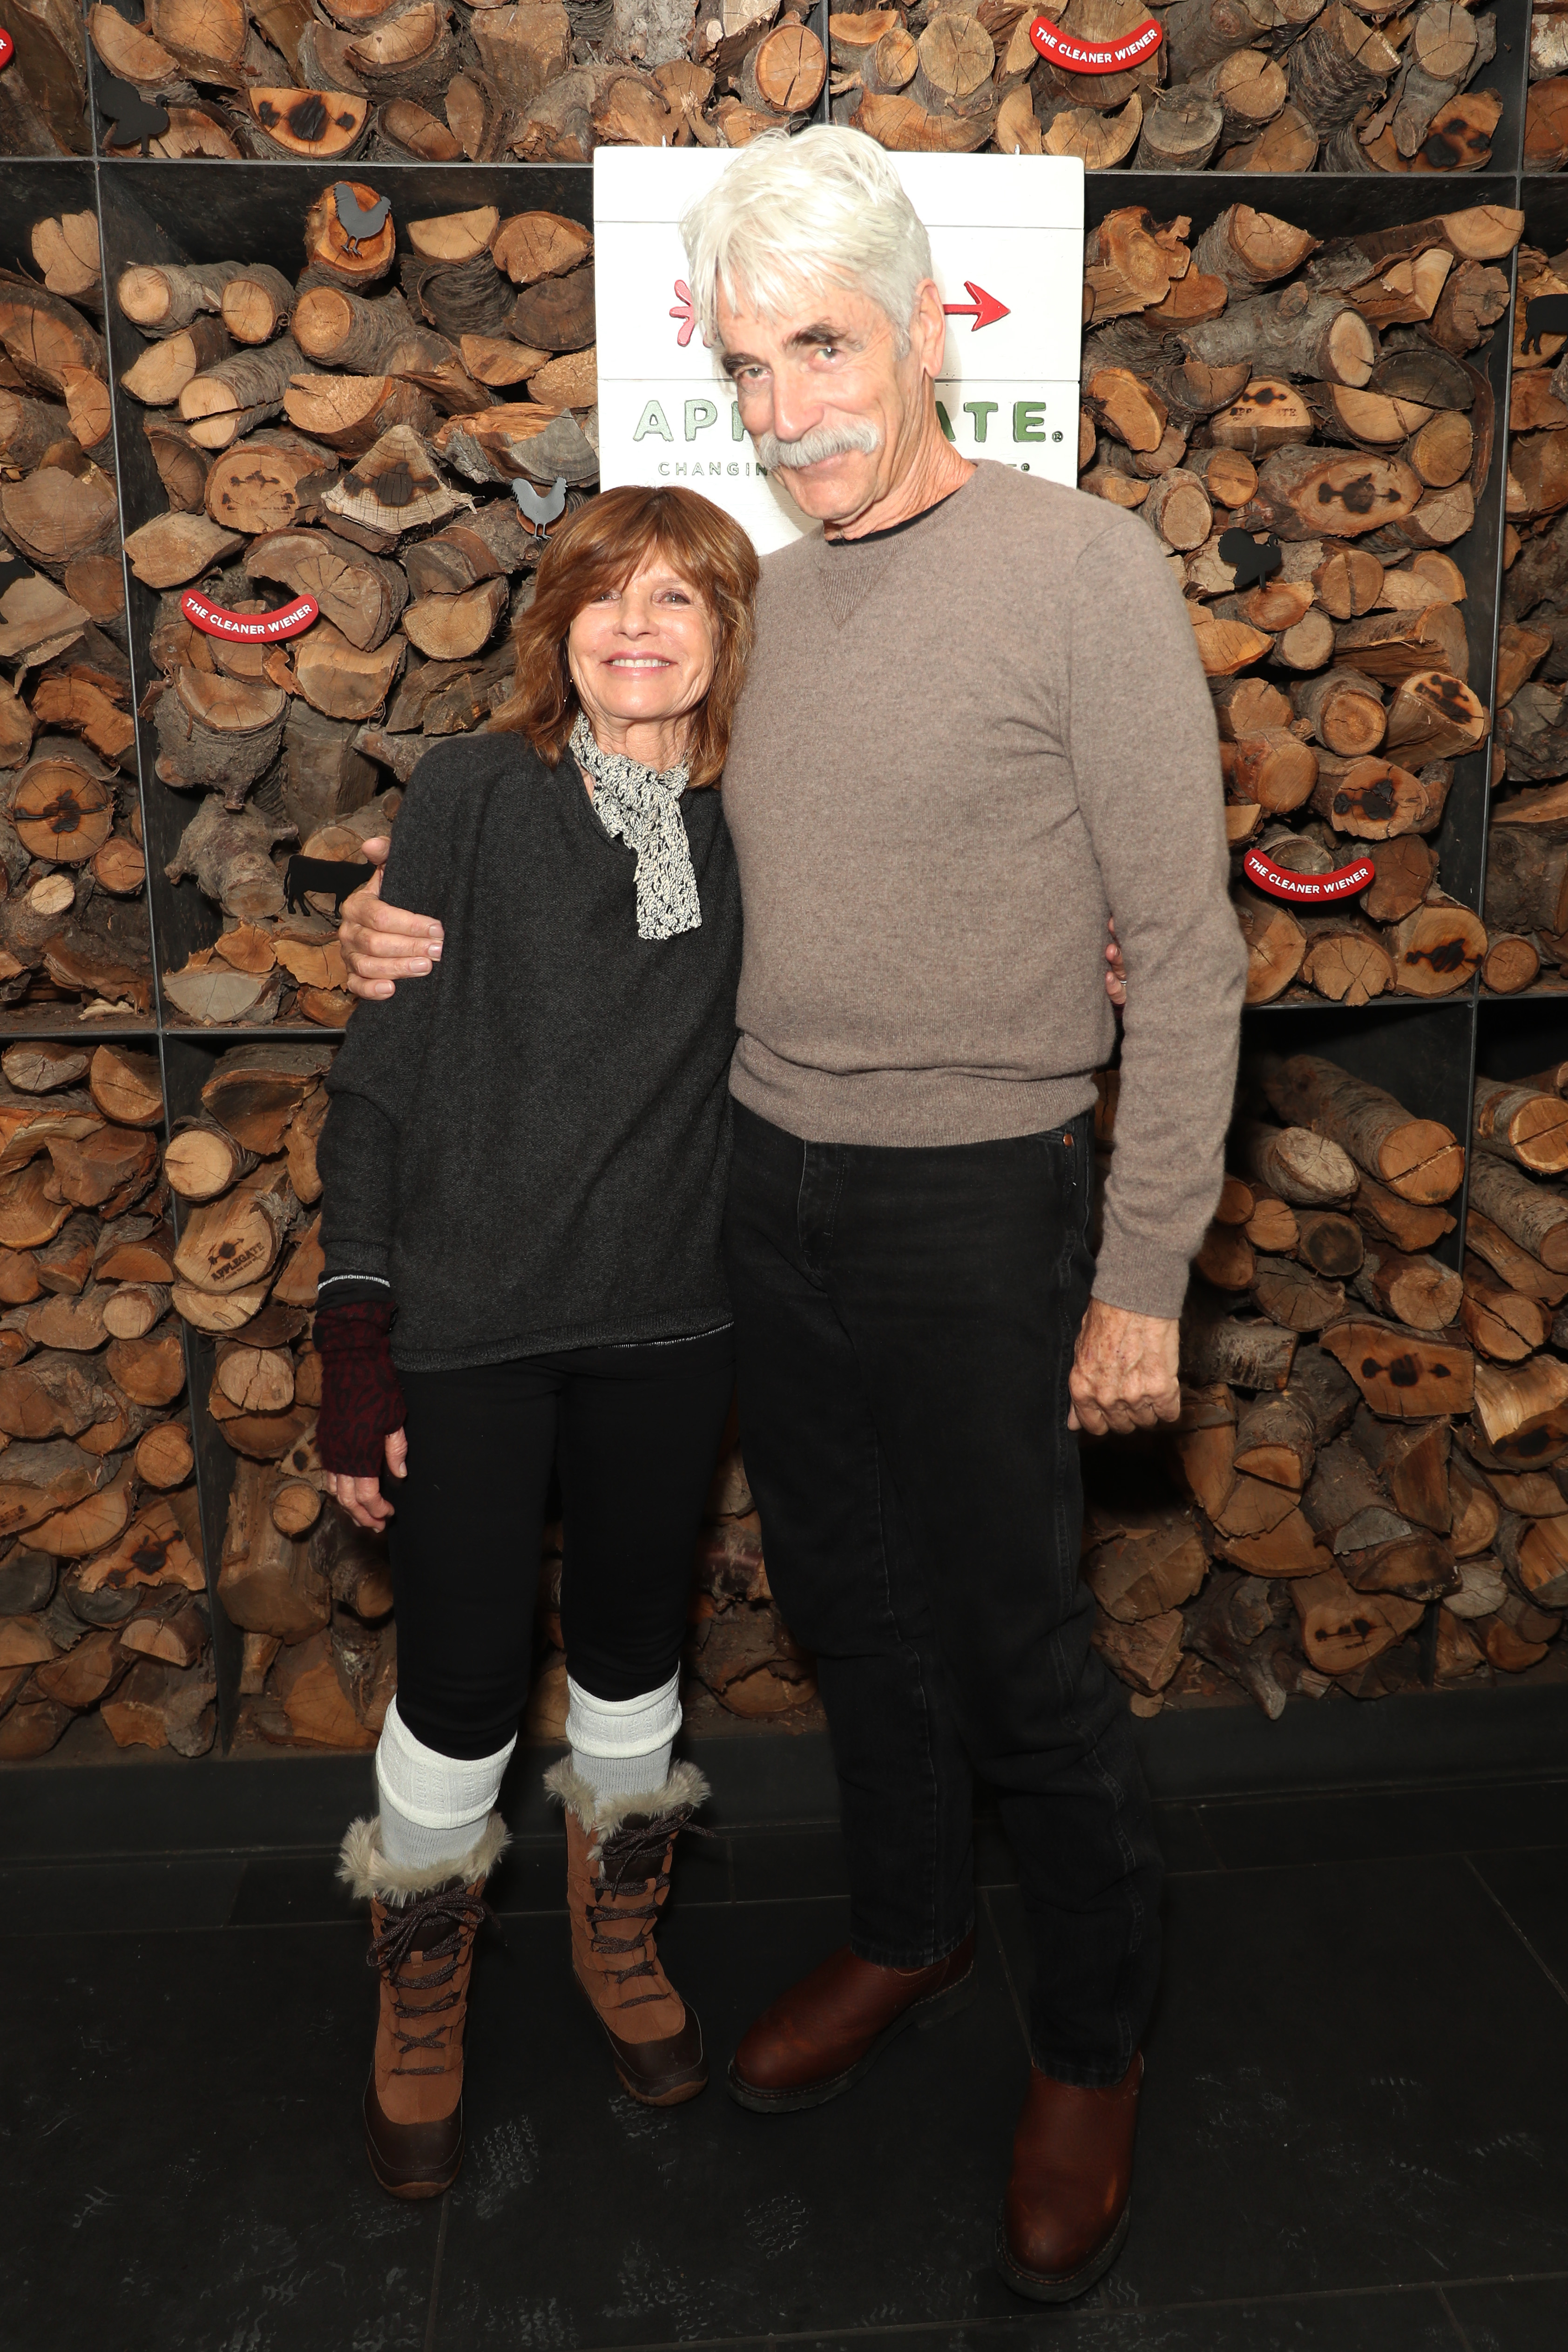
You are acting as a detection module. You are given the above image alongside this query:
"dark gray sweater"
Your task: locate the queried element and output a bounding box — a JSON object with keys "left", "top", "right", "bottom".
{"left": 317, "top": 734, "right": 741, "bottom": 1371}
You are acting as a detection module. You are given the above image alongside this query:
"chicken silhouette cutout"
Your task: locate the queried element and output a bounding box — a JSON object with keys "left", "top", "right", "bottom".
{"left": 1523, "top": 294, "right": 1568, "bottom": 358}
{"left": 333, "top": 183, "right": 392, "bottom": 257}
{"left": 513, "top": 476, "right": 568, "bottom": 538}
{"left": 1218, "top": 529, "right": 1284, "bottom": 592}
{"left": 93, "top": 68, "right": 171, "bottom": 154}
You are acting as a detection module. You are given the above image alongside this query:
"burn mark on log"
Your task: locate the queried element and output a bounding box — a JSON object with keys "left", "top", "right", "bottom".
{"left": 1334, "top": 779, "right": 1394, "bottom": 822}
{"left": 1328, "top": 473, "right": 1386, "bottom": 517}
{"left": 351, "top": 460, "right": 415, "bottom": 509}
{"left": 1403, "top": 936, "right": 1469, "bottom": 973}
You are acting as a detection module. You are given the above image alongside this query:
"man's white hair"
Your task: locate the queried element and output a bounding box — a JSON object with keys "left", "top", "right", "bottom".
{"left": 680, "top": 126, "right": 933, "bottom": 355}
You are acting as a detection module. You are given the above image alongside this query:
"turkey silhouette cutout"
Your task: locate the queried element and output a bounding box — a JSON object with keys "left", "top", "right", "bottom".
{"left": 1219, "top": 529, "right": 1284, "bottom": 592}
{"left": 93, "top": 67, "right": 171, "bottom": 154}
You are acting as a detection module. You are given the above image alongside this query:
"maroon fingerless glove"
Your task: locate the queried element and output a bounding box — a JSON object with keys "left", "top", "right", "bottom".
{"left": 315, "top": 1300, "right": 406, "bottom": 1478}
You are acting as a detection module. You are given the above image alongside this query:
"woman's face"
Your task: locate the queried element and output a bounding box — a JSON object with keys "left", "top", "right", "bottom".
{"left": 567, "top": 555, "right": 717, "bottom": 749}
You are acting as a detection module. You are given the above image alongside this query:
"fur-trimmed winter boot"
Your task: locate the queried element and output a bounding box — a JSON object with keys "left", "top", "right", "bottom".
{"left": 338, "top": 1812, "right": 508, "bottom": 2199}
{"left": 545, "top": 1758, "right": 709, "bottom": 2107}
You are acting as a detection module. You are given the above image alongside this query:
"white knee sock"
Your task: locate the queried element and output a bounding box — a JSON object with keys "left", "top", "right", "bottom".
{"left": 566, "top": 1670, "right": 681, "bottom": 1801}
{"left": 375, "top": 1697, "right": 516, "bottom": 1879}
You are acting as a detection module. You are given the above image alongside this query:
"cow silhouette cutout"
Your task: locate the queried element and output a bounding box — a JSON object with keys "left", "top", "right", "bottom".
{"left": 93, "top": 69, "right": 171, "bottom": 154}
{"left": 333, "top": 184, "right": 392, "bottom": 256}
{"left": 1523, "top": 294, "right": 1568, "bottom": 358}
{"left": 1218, "top": 529, "right": 1284, "bottom": 592}
{"left": 284, "top": 856, "right": 374, "bottom": 917}
{"left": 513, "top": 476, "right": 568, "bottom": 537}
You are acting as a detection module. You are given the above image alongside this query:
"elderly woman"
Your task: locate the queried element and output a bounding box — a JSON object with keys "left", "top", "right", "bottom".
{"left": 315, "top": 483, "right": 757, "bottom": 2200}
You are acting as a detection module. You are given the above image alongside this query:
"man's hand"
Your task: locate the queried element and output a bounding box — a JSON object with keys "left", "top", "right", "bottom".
{"left": 339, "top": 839, "right": 444, "bottom": 1002}
{"left": 1068, "top": 1299, "right": 1180, "bottom": 1436}
{"left": 324, "top": 1427, "right": 408, "bottom": 1531}
{"left": 1104, "top": 916, "right": 1126, "bottom": 1010}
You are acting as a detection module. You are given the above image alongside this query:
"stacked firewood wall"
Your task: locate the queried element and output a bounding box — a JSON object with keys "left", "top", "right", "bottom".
{"left": 1088, "top": 1047, "right": 1565, "bottom": 1714}
{"left": 160, "top": 1039, "right": 371, "bottom": 1747}
{"left": 86, "top": 0, "right": 831, "bottom": 159}
{"left": 1527, "top": 1, "right": 1568, "bottom": 172}
{"left": 0, "top": 1042, "right": 216, "bottom": 1761}
{"left": 1078, "top": 197, "right": 1512, "bottom": 1007}
{"left": 12, "top": 122, "right": 1562, "bottom": 1753}
{"left": 688, "top": 1439, "right": 818, "bottom": 1717}
{"left": 81, "top": 0, "right": 1509, "bottom": 168}
{"left": 0, "top": 1, "right": 91, "bottom": 158}
{"left": 114, "top": 191, "right": 598, "bottom": 1021}
{"left": 1494, "top": 229, "right": 1568, "bottom": 991}
{"left": 1455, "top": 1064, "right": 1568, "bottom": 1659}
{"left": 846, "top": 0, "right": 1506, "bottom": 169}
{"left": 1, "top": 218, "right": 154, "bottom": 1018}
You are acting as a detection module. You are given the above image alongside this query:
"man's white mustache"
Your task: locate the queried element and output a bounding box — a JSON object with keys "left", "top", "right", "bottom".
{"left": 755, "top": 420, "right": 883, "bottom": 470}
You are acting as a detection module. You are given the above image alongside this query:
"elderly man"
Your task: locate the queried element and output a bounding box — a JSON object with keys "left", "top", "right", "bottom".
{"left": 339, "top": 128, "right": 1244, "bottom": 2301}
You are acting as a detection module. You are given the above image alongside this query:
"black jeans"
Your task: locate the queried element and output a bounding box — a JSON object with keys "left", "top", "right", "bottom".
{"left": 386, "top": 1331, "right": 735, "bottom": 1759}
{"left": 723, "top": 1102, "right": 1162, "bottom": 2086}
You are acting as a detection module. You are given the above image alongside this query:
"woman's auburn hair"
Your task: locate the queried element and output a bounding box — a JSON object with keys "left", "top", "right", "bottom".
{"left": 494, "top": 483, "right": 760, "bottom": 788}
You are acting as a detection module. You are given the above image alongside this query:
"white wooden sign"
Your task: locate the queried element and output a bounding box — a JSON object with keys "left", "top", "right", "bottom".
{"left": 593, "top": 149, "right": 1084, "bottom": 554}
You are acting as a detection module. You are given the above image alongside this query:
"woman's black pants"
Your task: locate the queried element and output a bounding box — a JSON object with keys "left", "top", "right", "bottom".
{"left": 385, "top": 1331, "right": 735, "bottom": 1761}
{"left": 723, "top": 1101, "right": 1163, "bottom": 2088}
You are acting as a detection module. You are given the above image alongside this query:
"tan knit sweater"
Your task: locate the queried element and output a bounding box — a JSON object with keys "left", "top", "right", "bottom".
{"left": 719, "top": 461, "right": 1247, "bottom": 1322}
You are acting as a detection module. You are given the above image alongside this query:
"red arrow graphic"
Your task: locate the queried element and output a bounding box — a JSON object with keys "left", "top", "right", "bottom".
{"left": 943, "top": 282, "right": 1009, "bottom": 331}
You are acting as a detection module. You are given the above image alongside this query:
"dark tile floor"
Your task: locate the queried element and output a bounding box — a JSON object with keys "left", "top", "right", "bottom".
{"left": 2, "top": 1757, "right": 1566, "bottom": 2352}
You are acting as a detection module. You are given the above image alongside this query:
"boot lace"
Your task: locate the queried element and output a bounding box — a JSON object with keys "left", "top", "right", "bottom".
{"left": 368, "top": 1881, "right": 492, "bottom": 2076}
{"left": 587, "top": 1805, "right": 706, "bottom": 2011}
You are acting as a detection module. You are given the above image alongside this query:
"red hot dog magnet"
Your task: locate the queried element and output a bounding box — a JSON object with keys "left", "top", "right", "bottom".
{"left": 1028, "top": 13, "right": 1161, "bottom": 70}
{"left": 180, "top": 590, "right": 318, "bottom": 642}
{"left": 1244, "top": 849, "right": 1374, "bottom": 905}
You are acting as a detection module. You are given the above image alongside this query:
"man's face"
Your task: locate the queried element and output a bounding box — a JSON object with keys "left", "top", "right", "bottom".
{"left": 714, "top": 275, "right": 942, "bottom": 530}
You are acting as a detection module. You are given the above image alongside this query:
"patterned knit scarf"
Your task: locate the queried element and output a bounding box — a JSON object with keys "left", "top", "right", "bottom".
{"left": 570, "top": 713, "right": 701, "bottom": 942}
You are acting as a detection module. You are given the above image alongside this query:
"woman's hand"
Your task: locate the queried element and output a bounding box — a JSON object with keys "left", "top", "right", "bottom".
{"left": 326, "top": 1427, "right": 408, "bottom": 1531}
{"left": 1105, "top": 917, "right": 1127, "bottom": 1010}
{"left": 339, "top": 840, "right": 445, "bottom": 1001}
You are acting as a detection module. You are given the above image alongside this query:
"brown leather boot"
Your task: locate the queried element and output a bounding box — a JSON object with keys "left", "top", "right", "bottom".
{"left": 338, "top": 1813, "right": 507, "bottom": 2201}
{"left": 996, "top": 2053, "right": 1143, "bottom": 2302}
{"left": 728, "top": 1931, "right": 976, "bottom": 2113}
{"left": 546, "top": 1758, "right": 709, "bottom": 2108}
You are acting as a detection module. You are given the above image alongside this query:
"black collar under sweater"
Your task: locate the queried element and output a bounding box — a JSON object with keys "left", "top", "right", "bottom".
{"left": 822, "top": 482, "right": 966, "bottom": 548}
{"left": 813, "top": 476, "right": 977, "bottom": 629}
